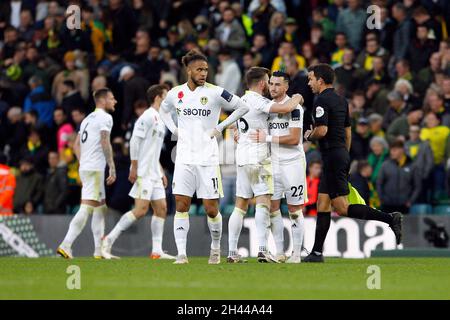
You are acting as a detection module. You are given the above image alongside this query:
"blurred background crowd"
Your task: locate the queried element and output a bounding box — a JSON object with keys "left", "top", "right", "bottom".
{"left": 0, "top": 0, "right": 449, "bottom": 216}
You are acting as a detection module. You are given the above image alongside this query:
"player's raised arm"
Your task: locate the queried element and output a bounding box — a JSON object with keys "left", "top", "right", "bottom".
{"left": 160, "top": 90, "right": 178, "bottom": 136}
{"left": 214, "top": 89, "right": 250, "bottom": 134}
{"left": 100, "top": 130, "right": 116, "bottom": 185}
{"left": 268, "top": 94, "right": 304, "bottom": 114}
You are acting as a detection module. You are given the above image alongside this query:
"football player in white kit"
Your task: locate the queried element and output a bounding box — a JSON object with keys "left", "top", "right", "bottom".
{"left": 101, "top": 84, "right": 175, "bottom": 260}
{"left": 57, "top": 88, "right": 117, "bottom": 259}
{"left": 249, "top": 71, "right": 307, "bottom": 264}
{"left": 227, "top": 67, "right": 303, "bottom": 263}
{"left": 159, "top": 50, "right": 250, "bottom": 264}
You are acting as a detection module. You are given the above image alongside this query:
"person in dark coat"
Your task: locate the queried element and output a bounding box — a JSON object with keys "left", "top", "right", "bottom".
{"left": 377, "top": 140, "right": 422, "bottom": 214}
{"left": 351, "top": 117, "right": 372, "bottom": 161}
{"left": 60, "top": 80, "right": 85, "bottom": 115}
{"left": 392, "top": 3, "right": 413, "bottom": 62}
{"left": 349, "top": 160, "right": 373, "bottom": 205}
{"left": 13, "top": 157, "right": 44, "bottom": 214}
{"left": 285, "top": 57, "right": 314, "bottom": 129}
{"left": 118, "top": 65, "right": 150, "bottom": 129}
{"left": 44, "top": 151, "right": 68, "bottom": 214}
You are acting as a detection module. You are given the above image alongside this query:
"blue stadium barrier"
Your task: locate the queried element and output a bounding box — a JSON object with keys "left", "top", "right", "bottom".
{"left": 409, "top": 204, "right": 433, "bottom": 215}
{"left": 433, "top": 205, "right": 450, "bottom": 215}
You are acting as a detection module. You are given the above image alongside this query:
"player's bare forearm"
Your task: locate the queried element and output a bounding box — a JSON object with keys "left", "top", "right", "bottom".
{"left": 345, "top": 126, "right": 351, "bottom": 151}
{"left": 74, "top": 134, "right": 81, "bottom": 160}
{"left": 276, "top": 128, "right": 301, "bottom": 145}
{"left": 306, "top": 126, "right": 328, "bottom": 141}
{"left": 101, "top": 130, "right": 115, "bottom": 175}
{"left": 216, "top": 103, "right": 249, "bottom": 132}
{"left": 270, "top": 95, "right": 303, "bottom": 114}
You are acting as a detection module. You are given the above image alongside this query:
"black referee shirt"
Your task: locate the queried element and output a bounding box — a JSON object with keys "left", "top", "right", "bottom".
{"left": 312, "top": 87, "right": 350, "bottom": 151}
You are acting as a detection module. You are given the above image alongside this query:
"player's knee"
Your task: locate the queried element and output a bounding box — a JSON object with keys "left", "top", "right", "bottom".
{"left": 134, "top": 206, "right": 148, "bottom": 218}
{"left": 154, "top": 204, "right": 167, "bottom": 218}
{"left": 204, "top": 204, "right": 219, "bottom": 217}
{"left": 176, "top": 201, "right": 190, "bottom": 213}
{"left": 287, "top": 205, "right": 302, "bottom": 215}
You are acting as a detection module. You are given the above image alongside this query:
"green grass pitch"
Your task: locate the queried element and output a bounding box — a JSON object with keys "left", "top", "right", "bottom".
{"left": 1, "top": 257, "right": 449, "bottom": 299}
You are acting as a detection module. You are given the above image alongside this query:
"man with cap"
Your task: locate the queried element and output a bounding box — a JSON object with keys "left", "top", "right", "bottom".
{"left": 350, "top": 117, "right": 372, "bottom": 160}
{"left": 283, "top": 17, "right": 301, "bottom": 50}
{"left": 386, "top": 105, "right": 424, "bottom": 143}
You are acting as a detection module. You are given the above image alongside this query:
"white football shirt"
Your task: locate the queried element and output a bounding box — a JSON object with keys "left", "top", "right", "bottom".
{"left": 160, "top": 82, "right": 240, "bottom": 165}
{"left": 268, "top": 95, "right": 305, "bottom": 163}
{"left": 236, "top": 91, "right": 275, "bottom": 165}
{"left": 132, "top": 107, "right": 166, "bottom": 180}
{"left": 79, "top": 108, "right": 113, "bottom": 171}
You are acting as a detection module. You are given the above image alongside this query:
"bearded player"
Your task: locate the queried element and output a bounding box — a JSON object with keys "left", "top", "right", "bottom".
{"left": 159, "top": 50, "right": 250, "bottom": 264}
{"left": 249, "top": 71, "right": 306, "bottom": 263}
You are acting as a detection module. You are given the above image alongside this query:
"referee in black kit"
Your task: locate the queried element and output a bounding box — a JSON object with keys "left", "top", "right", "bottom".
{"left": 303, "top": 64, "right": 402, "bottom": 263}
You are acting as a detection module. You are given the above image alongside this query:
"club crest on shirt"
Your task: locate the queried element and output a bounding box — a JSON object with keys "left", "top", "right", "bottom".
{"left": 316, "top": 106, "right": 324, "bottom": 118}
{"left": 200, "top": 96, "right": 208, "bottom": 105}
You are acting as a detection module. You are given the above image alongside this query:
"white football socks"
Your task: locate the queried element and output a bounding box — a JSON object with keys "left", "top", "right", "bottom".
{"left": 61, "top": 204, "right": 94, "bottom": 248}
{"left": 228, "top": 207, "right": 246, "bottom": 257}
{"left": 289, "top": 210, "right": 305, "bottom": 256}
{"left": 270, "top": 209, "right": 284, "bottom": 256}
{"left": 255, "top": 203, "right": 270, "bottom": 253}
{"left": 151, "top": 215, "right": 165, "bottom": 253}
{"left": 207, "top": 212, "right": 222, "bottom": 250}
{"left": 107, "top": 211, "right": 137, "bottom": 245}
{"left": 174, "top": 211, "right": 189, "bottom": 256}
{"left": 92, "top": 204, "right": 107, "bottom": 255}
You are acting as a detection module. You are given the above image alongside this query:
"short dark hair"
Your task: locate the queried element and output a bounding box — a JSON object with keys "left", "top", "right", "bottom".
{"left": 390, "top": 140, "right": 405, "bottom": 149}
{"left": 357, "top": 160, "right": 371, "bottom": 172}
{"left": 54, "top": 107, "right": 66, "bottom": 115}
{"left": 26, "top": 109, "right": 38, "bottom": 118}
{"left": 93, "top": 88, "right": 112, "bottom": 102}
{"left": 272, "top": 71, "right": 290, "bottom": 82}
{"left": 394, "top": 2, "right": 407, "bottom": 14}
{"left": 181, "top": 49, "right": 208, "bottom": 67}
{"left": 63, "top": 79, "right": 75, "bottom": 89}
{"left": 71, "top": 107, "right": 86, "bottom": 114}
{"left": 245, "top": 66, "right": 270, "bottom": 88}
{"left": 146, "top": 84, "right": 168, "bottom": 105}
{"left": 308, "top": 63, "right": 335, "bottom": 84}
{"left": 308, "top": 159, "right": 322, "bottom": 167}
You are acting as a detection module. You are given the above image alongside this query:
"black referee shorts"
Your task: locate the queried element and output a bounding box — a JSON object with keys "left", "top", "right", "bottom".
{"left": 318, "top": 148, "right": 350, "bottom": 199}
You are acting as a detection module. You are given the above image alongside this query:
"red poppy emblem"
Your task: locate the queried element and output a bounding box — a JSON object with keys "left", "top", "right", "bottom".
{"left": 178, "top": 91, "right": 184, "bottom": 99}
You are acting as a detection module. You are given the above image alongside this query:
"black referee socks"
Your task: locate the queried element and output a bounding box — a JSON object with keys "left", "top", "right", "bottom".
{"left": 347, "top": 204, "right": 393, "bottom": 224}
{"left": 311, "top": 212, "right": 331, "bottom": 254}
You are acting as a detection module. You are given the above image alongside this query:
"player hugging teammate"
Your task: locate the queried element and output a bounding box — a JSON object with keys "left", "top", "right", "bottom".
{"left": 57, "top": 51, "right": 401, "bottom": 264}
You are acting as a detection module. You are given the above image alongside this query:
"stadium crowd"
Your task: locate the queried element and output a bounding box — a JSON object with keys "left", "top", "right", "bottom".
{"left": 0, "top": 0, "right": 449, "bottom": 216}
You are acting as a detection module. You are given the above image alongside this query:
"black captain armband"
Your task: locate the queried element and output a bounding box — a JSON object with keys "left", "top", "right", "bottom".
{"left": 291, "top": 109, "right": 300, "bottom": 121}
{"left": 221, "top": 89, "right": 233, "bottom": 102}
